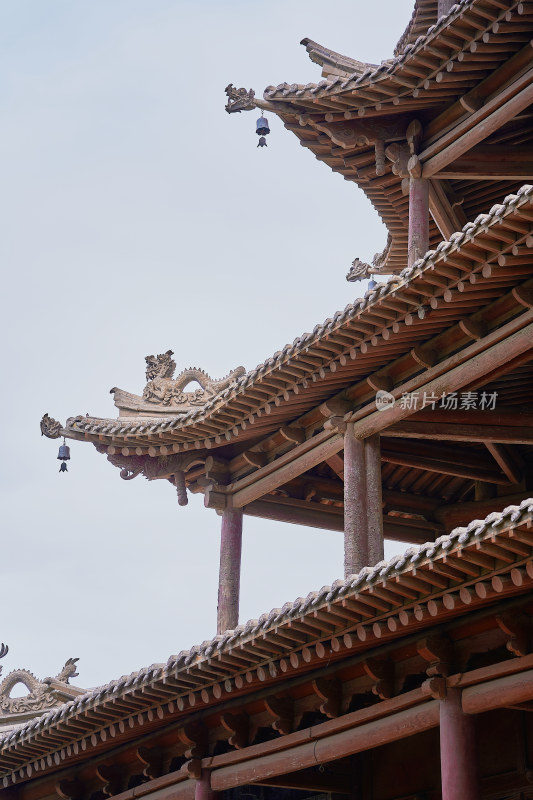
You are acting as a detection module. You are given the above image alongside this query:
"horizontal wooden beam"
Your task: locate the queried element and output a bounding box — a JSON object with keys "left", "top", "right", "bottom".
{"left": 385, "top": 421, "right": 533, "bottom": 445}
{"left": 433, "top": 147, "right": 533, "bottom": 181}
{"left": 381, "top": 454, "right": 506, "bottom": 484}
{"left": 433, "top": 490, "right": 533, "bottom": 529}
{"left": 210, "top": 701, "right": 440, "bottom": 790}
{"left": 244, "top": 497, "right": 437, "bottom": 543}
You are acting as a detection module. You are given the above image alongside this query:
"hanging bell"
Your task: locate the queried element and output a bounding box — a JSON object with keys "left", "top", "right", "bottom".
{"left": 256, "top": 116, "right": 270, "bottom": 136}
{"left": 257, "top": 136, "right": 267, "bottom": 148}
{"left": 368, "top": 279, "right": 377, "bottom": 290}
{"left": 57, "top": 439, "right": 70, "bottom": 474}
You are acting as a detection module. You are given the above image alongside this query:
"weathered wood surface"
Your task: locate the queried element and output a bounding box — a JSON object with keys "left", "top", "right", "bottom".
{"left": 408, "top": 176, "right": 429, "bottom": 267}
{"left": 217, "top": 509, "right": 243, "bottom": 634}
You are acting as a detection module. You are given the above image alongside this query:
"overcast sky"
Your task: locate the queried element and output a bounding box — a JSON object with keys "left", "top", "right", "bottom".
{"left": 1, "top": 0, "right": 416, "bottom": 691}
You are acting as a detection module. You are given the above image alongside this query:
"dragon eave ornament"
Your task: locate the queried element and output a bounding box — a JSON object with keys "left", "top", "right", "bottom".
{"left": 111, "top": 350, "right": 246, "bottom": 416}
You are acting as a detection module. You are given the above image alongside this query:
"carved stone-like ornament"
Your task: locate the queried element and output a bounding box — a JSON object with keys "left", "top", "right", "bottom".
{"left": 0, "top": 656, "right": 83, "bottom": 728}
{"left": 225, "top": 84, "right": 256, "bottom": 114}
{"left": 40, "top": 413, "right": 62, "bottom": 439}
{"left": 111, "top": 351, "right": 246, "bottom": 417}
{"left": 346, "top": 257, "right": 373, "bottom": 282}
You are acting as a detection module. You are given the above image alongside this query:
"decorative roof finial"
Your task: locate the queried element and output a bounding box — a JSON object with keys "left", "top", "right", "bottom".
{"left": 225, "top": 84, "right": 256, "bottom": 114}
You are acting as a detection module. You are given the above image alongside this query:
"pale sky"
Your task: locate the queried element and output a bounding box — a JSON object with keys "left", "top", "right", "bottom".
{"left": 1, "top": 0, "right": 416, "bottom": 690}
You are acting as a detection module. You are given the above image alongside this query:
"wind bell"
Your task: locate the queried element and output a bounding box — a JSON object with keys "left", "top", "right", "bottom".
{"left": 256, "top": 115, "right": 270, "bottom": 148}
{"left": 57, "top": 438, "right": 70, "bottom": 473}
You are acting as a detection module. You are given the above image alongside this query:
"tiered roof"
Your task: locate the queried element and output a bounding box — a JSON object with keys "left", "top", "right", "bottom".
{"left": 1, "top": 498, "right": 533, "bottom": 782}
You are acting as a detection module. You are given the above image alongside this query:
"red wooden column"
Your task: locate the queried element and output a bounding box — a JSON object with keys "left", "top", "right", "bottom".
{"left": 440, "top": 689, "right": 480, "bottom": 800}
{"left": 408, "top": 177, "right": 429, "bottom": 268}
{"left": 195, "top": 771, "right": 217, "bottom": 800}
{"left": 217, "top": 508, "right": 243, "bottom": 634}
{"left": 344, "top": 427, "right": 384, "bottom": 577}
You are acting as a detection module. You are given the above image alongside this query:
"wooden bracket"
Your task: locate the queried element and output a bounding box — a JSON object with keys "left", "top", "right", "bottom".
{"left": 312, "top": 677, "right": 342, "bottom": 718}
{"left": 512, "top": 285, "right": 533, "bottom": 309}
{"left": 323, "top": 415, "right": 347, "bottom": 433}
{"left": 180, "top": 759, "right": 202, "bottom": 780}
{"left": 242, "top": 450, "right": 268, "bottom": 468}
{"left": 136, "top": 746, "right": 163, "bottom": 780}
{"left": 459, "top": 318, "right": 487, "bottom": 341}
{"left": 203, "top": 487, "right": 228, "bottom": 512}
{"left": 367, "top": 374, "right": 393, "bottom": 393}
{"left": 411, "top": 345, "right": 437, "bottom": 369}
{"left": 220, "top": 712, "right": 249, "bottom": 749}
{"left": 407, "top": 119, "right": 423, "bottom": 155}
{"left": 280, "top": 426, "right": 306, "bottom": 445}
{"left": 264, "top": 696, "right": 294, "bottom": 735}
{"left": 385, "top": 142, "right": 410, "bottom": 178}
{"left": 56, "top": 780, "right": 84, "bottom": 800}
{"left": 95, "top": 765, "right": 124, "bottom": 797}
{"left": 496, "top": 612, "right": 530, "bottom": 658}
{"left": 363, "top": 657, "right": 394, "bottom": 700}
{"left": 178, "top": 723, "right": 207, "bottom": 759}
{"left": 422, "top": 676, "right": 448, "bottom": 700}
{"left": 204, "top": 456, "right": 230, "bottom": 484}
{"left": 417, "top": 635, "right": 453, "bottom": 677}
{"left": 318, "top": 398, "right": 351, "bottom": 419}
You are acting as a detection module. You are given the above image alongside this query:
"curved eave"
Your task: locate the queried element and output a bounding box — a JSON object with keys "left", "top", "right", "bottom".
{"left": 394, "top": 0, "right": 439, "bottom": 58}
{"left": 61, "top": 185, "right": 533, "bottom": 454}
{"left": 1, "top": 499, "right": 532, "bottom": 780}
{"left": 263, "top": 0, "right": 526, "bottom": 115}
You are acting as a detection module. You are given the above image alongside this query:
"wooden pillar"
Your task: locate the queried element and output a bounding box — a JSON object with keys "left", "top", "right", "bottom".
{"left": 344, "top": 426, "right": 384, "bottom": 577}
{"left": 365, "top": 433, "right": 384, "bottom": 566}
{"left": 408, "top": 177, "right": 429, "bottom": 267}
{"left": 438, "top": 0, "right": 456, "bottom": 17}
{"left": 440, "top": 689, "right": 480, "bottom": 800}
{"left": 217, "top": 508, "right": 243, "bottom": 634}
{"left": 344, "top": 424, "right": 368, "bottom": 577}
{"left": 195, "top": 772, "right": 217, "bottom": 800}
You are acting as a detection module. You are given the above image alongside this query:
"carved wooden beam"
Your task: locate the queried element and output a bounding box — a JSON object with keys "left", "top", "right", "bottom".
{"left": 312, "top": 677, "right": 342, "bottom": 719}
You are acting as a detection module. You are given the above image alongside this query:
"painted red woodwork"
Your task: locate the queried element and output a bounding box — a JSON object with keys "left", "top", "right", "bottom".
{"left": 462, "top": 667, "right": 533, "bottom": 714}
{"left": 195, "top": 772, "right": 217, "bottom": 800}
{"left": 217, "top": 509, "right": 243, "bottom": 634}
{"left": 408, "top": 177, "right": 429, "bottom": 268}
{"left": 440, "top": 689, "right": 480, "bottom": 800}
{"left": 210, "top": 701, "right": 440, "bottom": 790}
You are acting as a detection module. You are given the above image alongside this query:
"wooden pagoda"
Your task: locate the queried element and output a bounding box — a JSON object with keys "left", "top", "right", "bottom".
{"left": 32, "top": 1, "right": 533, "bottom": 798}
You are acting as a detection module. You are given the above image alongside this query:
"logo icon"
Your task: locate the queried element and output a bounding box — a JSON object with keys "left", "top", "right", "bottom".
{"left": 375, "top": 390, "right": 395, "bottom": 412}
